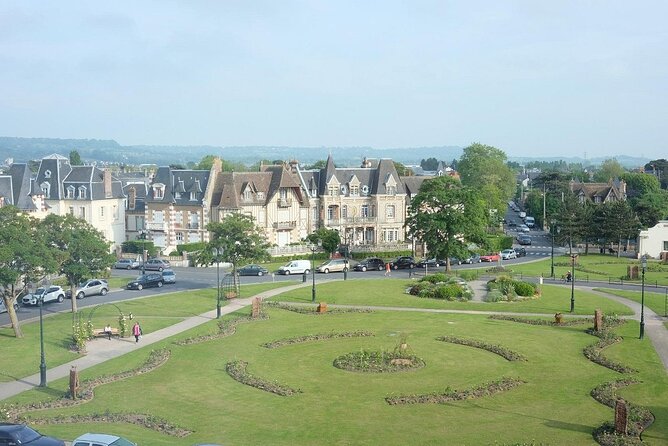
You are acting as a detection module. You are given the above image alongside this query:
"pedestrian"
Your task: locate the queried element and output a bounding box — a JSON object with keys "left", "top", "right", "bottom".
{"left": 566, "top": 271, "right": 572, "bottom": 282}
{"left": 385, "top": 262, "right": 391, "bottom": 277}
{"left": 132, "top": 322, "right": 142, "bottom": 343}
{"left": 104, "top": 323, "right": 113, "bottom": 341}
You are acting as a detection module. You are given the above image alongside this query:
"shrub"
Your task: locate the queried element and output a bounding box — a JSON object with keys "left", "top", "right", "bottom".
{"left": 513, "top": 281, "right": 536, "bottom": 297}
{"left": 421, "top": 273, "right": 448, "bottom": 284}
{"left": 434, "top": 283, "right": 462, "bottom": 300}
{"left": 408, "top": 282, "right": 432, "bottom": 296}
{"left": 458, "top": 270, "right": 479, "bottom": 281}
{"left": 484, "top": 290, "right": 505, "bottom": 302}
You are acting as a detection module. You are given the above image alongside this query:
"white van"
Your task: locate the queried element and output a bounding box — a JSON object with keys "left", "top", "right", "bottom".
{"left": 524, "top": 216, "right": 535, "bottom": 228}
{"left": 277, "top": 259, "right": 312, "bottom": 275}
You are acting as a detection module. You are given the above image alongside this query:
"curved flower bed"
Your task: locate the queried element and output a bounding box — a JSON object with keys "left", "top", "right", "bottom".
{"left": 385, "top": 377, "right": 525, "bottom": 405}
{"left": 0, "top": 349, "right": 191, "bottom": 437}
{"left": 175, "top": 313, "right": 268, "bottom": 346}
{"left": 262, "top": 331, "right": 374, "bottom": 349}
{"left": 333, "top": 350, "right": 425, "bottom": 373}
{"left": 226, "top": 360, "right": 301, "bottom": 396}
{"left": 584, "top": 328, "right": 637, "bottom": 374}
{"left": 264, "top": 302, "right": 373, "bottom": 315}
{"left": 436, "top": 336, "right": 526, "bottom": 362}
{"left": 488, "top": 314, "right": 590, "bottom": 327}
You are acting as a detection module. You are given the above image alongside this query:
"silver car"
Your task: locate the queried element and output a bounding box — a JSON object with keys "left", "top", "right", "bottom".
{"left": 0, "top": 299, "right": 19, "bottom": 314}
{"left": 114, "top": 258, "right": 140, "bottom": 269}
{"left": 66, "top": 279, "right": 109, "bottom": 299}
{"left": 144, "top": 258, "right": 171, "bottom": 271}
{"left": 162, "top": 269, "right": 176, "bottom": 284}
{"left": 22, "top": 286, "right": 66, "bottom": 306}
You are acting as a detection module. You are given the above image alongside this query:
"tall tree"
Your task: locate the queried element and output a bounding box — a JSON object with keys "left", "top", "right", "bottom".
{"left": 595, "top": 201, "right": 641, "bottom": 256}
{"left": 593, "top": 158, "right": 625, "bottom": 182}
{"left": 393, "top": 161, "right": 411, "bottom": 176}
{"left": 306, "top": 228, "right": 341, "bottom": 255}
{"left": 457, "top": 143, "right": 516, "bottom": 224}
{"left": 420, "top": 158, "right": 439, "bottom": 171}
{"left": 69, "top": 150, "right": 82, "bottom": 166}
{"left": 41, "top": 214, "right": 115, "bottom": 313}
{"left": 194, "top": 214, "right": 270, "bottom": 291}
{"left": 0, "top": 207, "right": 60, "bottom": 337}
{"left": 406, "top": 176, "right": 487, "bottom": 271}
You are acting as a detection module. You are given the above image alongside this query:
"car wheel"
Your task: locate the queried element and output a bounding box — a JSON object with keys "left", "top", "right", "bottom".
{"left": 324, "top": 268, "right": 330, "bottom": 274}
{"left": 137, "top": 284, "right": 143, "bottom": 290}
{"left": 127, "top": 265, "right": 132, "bottom": 270}
{"left": 361, "top": 266, "right": 367, "bottom": 272}
{"left": 101, "top": 288, "right": 108, "bottom": 296}
{"left": 57, "top": 294, "right": 64, "bottom": 303}
{"left": 77, "top": 291, "right": 85, "bottom": 299}
{"left": 158, "top": 267, "right": 164, "bottom": 272}
{"left": 378, "top": 265, "right": 384, "bottom": 271}
{"left": 285, "top": 270, "right": 290, "bottom": 275}
{"left": 257, "top": 271, "right": 263, "bottom": 276}
{"left": 393, "top": 265, "right": 398, "bottom": 270}
{"left": 157, "top": 281, "right": 163, "bottom": 287}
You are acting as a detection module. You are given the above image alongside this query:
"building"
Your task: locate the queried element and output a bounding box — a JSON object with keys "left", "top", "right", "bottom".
{"left": 638, "top": 220, "right": 668, "bottom": 259}
{"left": 0, "top": 163, "right": 43, "bottom": 215}
{"left": 569, "top": 179, "right": 626, "bottom": 205}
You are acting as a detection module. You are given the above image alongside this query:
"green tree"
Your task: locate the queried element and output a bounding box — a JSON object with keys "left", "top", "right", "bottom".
{"left": 194, "top": 214, "right": 270, "bottom": 292}
{"left": 306, "top": 228, "right": 341, "bottom": 255}
{"left": 304, "top": 160, "right": 327, "bottom": 170}
{"left": 644, "top": 159, "right": 668, "bottom": 189}
{"left": 195, "top": 155, "right": 217, "bottom": 170}
{"left": 593, "top": 159, "right": 625, "bottom": 182}
{"left": 69, "top": 150, "right": 82, "bottom": 166}
{"left": 595, "top": 201, "right": 641, "bottom": 256}
{"left": 622, "top": 172, "right": 668, "bottom": 227}
{"left": 41, "top": 214, "right": 115, "bottom": 313}
{"left": 457, "top": 143, "right": 516, "bottom": 224}
{"left": 393, "top": 161, "right": 411, "bottom": 176}
{"left": 0, "top": 207, "right": 60, "bottom": 337}
{"left": 420, "top": 158, "right": 439, "bottom": 171}
{"left": 406, "top": 176, "right": 487, "bottom": 271}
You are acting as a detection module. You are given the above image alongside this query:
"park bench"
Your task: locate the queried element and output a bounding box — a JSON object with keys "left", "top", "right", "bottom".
{"left": 92, "top": 327, "right": 120, "bottom": 338}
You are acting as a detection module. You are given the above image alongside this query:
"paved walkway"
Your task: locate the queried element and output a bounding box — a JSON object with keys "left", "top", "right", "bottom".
{"left": 1, "top": 279, "right": 666, "bottom": 402}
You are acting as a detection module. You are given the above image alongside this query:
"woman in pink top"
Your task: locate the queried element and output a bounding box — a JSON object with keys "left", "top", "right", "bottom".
{"left": 132, "top": 322, "right": 142, "bottom": 343}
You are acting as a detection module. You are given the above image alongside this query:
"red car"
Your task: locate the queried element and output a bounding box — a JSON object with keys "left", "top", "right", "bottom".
{"left": 480, "top": 253, "right": 501, "bottom": 262}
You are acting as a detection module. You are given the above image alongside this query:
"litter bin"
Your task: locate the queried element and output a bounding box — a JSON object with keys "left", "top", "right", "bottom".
{"left": 302, "top": 272, "right": 307, "bottom": 283}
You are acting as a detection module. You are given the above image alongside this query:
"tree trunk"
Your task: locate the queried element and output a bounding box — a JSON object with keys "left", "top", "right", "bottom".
{"left": 2, "top": 294, "right": 23, "bottom": 338}
{"left": 70, "top": 282, "right": 78, "bottom": 313}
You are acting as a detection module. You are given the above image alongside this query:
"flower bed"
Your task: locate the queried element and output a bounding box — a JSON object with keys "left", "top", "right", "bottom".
{"left": 436, "top": 336, "right": 526, "bottom": 362}
{"left": 488, "top": 314, "right": 590, "bottom": 327}
{"left": 385, "top": 377, "right": 525, "bottom": 405}
{"left": 264, "top": 302, "right": 373, "bottom": 315}
{"left": 333, "top": 350, "right": 425, "bottom": 373}
{"left": 226, "top": 360, "right": 301, "bottom": 396}
{"left": 262, "top": 331, "right": 374, "bottom": 349}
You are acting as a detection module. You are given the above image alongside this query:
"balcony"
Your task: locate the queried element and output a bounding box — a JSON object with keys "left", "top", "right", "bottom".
{"left": 278, "top": 198, "right": 292, "bottom": 208}
{"left": 146, "top": 221, "right": 167, "bottom": 231}
{"left": 273, "top": 221, "right": 296, "bottom": 230}
{"left": 187, "top": 222, "right": 200, "bottom": 230}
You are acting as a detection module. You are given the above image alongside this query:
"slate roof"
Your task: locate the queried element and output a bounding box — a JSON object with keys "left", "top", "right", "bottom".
{"left": 146, "top": 167, "right": 210, "bottom": 206}
{"left": 569, "top": 179, "right": 626, "bottom": 203}
{"left": 0, "top": 164, "right": 36, "bottom": 210}
{"left": 213, "top": 165, "right": 305, "bottom": 209}
{"left": 401, "top": 176, "right": 433, "bottom": 197}
{"left": 315, "top": 155, "right": 404, "bottom": 196}
{"left": 33, "top": 155, "right": 124, "bottom": 200}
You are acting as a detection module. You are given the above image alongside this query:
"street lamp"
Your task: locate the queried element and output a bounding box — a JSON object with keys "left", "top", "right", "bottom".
{"left": 213, "top": 247, "right": 223, "bottom": 318}
{"left": 38, "top": 292, "right": 47, "bottom": 387}
{"left": 640, "top": 254, "right": 647, "bottom": 339}
{"left": 309, "top": 240, "right": 321, "bottom": 303}
{"left": 550, "top": 220, "right": 556, "bottom": 279}
{"left": 139, "top": 229, "right": 148, "bottom": 275}
{"left": 570, "top": 250, "right": 577, "bottom": 313}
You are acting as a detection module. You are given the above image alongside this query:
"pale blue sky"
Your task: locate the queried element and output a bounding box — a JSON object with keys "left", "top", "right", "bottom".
{"left": 1, "top": 1, "right": 666, "bottom": 158}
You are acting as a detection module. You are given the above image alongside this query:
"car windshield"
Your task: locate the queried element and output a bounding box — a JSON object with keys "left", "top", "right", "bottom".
{"left": 34, "top": 288, "right": 46, "bottom": 295}
{"left": 109, "top": 438, "right": 135, "bottom": 446}
{"left": 15, "top": 426, "right": 41, "bottom": 442}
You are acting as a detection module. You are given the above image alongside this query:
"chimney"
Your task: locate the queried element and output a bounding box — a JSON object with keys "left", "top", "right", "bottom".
{"left": 104, "top": 169, "right": 112, "bottom": 198}
{"left": 289, "top": 159, "right": 299, "bottom": 173}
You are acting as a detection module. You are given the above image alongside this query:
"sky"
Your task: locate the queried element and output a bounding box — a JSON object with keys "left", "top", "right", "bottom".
{"left": 1, "top": 1, "right": 666, "bottom": 159}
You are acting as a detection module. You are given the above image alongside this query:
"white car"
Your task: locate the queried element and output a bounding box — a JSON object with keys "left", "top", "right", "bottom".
{"left": 501, "top": 249, "right": 517, "bottom": 260}
{"left": 21, "top": 286, "right": 65, "bottom": 306}
{"left": 519, "top": 224, "right": 530, "bottom": 232}
{"left": 72, "top": 433, "right": 136, "bottom": 446}
{"left": 0, "top": 299, "right": 19, "bottom": 314}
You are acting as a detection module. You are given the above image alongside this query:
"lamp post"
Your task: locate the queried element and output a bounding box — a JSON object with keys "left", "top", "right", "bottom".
{"left": 213, "top": 247, "right": 222, "bottom": 318}
{"left": 139, "top": 229, "right": 148, "bottom": 275}
{"left": 570, "top": 251, "right": 577, "bottom": 313}
{"left": 640, "top": 255, "right": 647, "bottom": 339}
{"left": 38, "top": 292, "right": 47, "bottom": 387}
{"left": 550, "top": 220, "right": 556, "bottom": 279}
{"left": 309, "top": 240, "right": 321, "bottom": 302}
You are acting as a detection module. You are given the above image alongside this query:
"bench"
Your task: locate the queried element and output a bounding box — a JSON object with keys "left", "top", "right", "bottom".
{"left": 92, "top": 328, "right": 120, "bottom": 338}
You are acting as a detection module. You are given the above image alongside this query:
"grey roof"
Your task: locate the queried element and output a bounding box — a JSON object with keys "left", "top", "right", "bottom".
{"left": 1, "top": 164, "right": 37, "bottom": 209}
{"left": 33, "top": 156, "right": 124, "bottom": 200}
{"left": 213, "top": 165, "right": 305, "bottom": 209}
{"left": 315, "top": 156, "right": 403, "bottom": 196}
{"left": 401, "top": 176, "right": 433, "bottom": 196}
{"left": 147, "top": 167, "right": 210, "bottom": 206}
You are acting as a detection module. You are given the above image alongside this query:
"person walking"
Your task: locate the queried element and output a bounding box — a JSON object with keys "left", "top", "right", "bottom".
{"left": 132, "top": 322, "right": 142, "bottom": 343}
{"left": 385, "top": 262, "right": 391, "bottom": 277}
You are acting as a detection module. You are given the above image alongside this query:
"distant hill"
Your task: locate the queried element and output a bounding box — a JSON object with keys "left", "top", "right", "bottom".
{"left": 0, "top": 136, "right": 651, "bottom": 168}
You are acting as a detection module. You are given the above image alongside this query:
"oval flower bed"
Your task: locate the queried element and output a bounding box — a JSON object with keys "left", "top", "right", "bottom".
{"left": 333, "top": 349, "right": 425, "bottom": 373}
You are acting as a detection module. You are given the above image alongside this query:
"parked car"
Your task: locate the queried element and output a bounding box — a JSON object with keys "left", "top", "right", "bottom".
{"left": 317, "top": 258, "right": 350, "bottom": 273}
{"left": 237, "top": 264, "right": 269, "bottom": 276}
{"left": 22, "top": 286, "right": 65, "bottom": 306}
{"left": 0, "top": 299, "right": 18, "bottom": 314}
{"left": 389, "top": 256, "right": 416, "bottom": 270}
{"left": 277, "top": 259, "right": 312, "bottom": 275}
{"left": 449, "top": 257, "right": 462, "bottom": 266}
{"left": 66, "top": 279, "right": 109, "bottom": 299}
{"left": 144, "top": 258, "right": 171, "bottom": 271}
{"left": 461, "top": 253, "right": 481, "bottom": 264}
{"left": 480, "top": 253, "right": 501, "bottom": 262}
{"left": 518, "top": 224, "right": 530, "bottom": 232}
{"left": 0, "top": 423, "right": 65, "bottom": 445}
{"left": 514, "top": 247, "right": 527, "bottom": 257}
{"left": 162, "top": 269, "right": 176, "bottom": 284}
{"left": 501, "top": 249, "right": 517, "bottom": 260}
{"left": 517, "top": 235, "right": 532, "bottom": 245}
{"left": 416, "top": 258, "right": 443, "bottom": 268}
{"left": 126, "top": 273, "right": 164, "bottom": 290}
{"left": 507, "top": 221, "right": 517, "bottom": 228}
{"left": 72, "top": 433, "right": 136, "bottom": 446}
{"left": 114, "top": 258, "right": 140, "bottom": 270}
{"left": 354, "top": 257, "right": 385, "bottom": 272}
{"left": 524, "top": 216, "right": 535, "bottom": 228}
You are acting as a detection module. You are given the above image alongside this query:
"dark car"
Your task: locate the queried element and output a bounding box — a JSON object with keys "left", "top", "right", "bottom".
{"left": 517, "top": 235, "right": 532, "bottom": 245}
{"left": 237, "top": 264, "right": 269, "bottom": 276}
{"left": 354, "top": 257, "right": 386, "bottom": 272}
{"left": 462, "top": 253, "right": 481, "bottom": 264}
{"left": 127, "top": 273, "right": 164, "bottom": 290}
{"left": 514, "top": 247, "right": 527, "bottom": 257}
{"left": 507, "top": 221, "right": 517, "bottom": 228}
{"left": 144, "top": 258, "right": 171, "bottom": 271}
{"left": 389, "top": 256, "right": 415, "bottom": 270}
{"left": 416, "top": 258, "right": 446, "bottom": 268}
{"left": 0, "top": 423, "right": 65, "bottom": 445}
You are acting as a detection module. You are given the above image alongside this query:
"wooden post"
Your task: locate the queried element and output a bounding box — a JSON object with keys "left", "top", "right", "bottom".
{"left": 594, "top": 309, "right": 603, "bottom": 332}
{"left": 615, "top": 399, "right": 628, "bottom": 435}
{"left": 251, "top": 297, "right": 261, "bottom": 319}
{"left": 69, "top": 366, "right": 80, "bottom": 400}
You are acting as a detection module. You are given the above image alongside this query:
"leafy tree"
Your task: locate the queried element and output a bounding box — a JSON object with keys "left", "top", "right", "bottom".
{"left": 622, "top": 172, "right": 668, "bottom": 227}
{"left": 420, "top": 158, "right": 439, "bottom": 171}
{"left": 169, "top": 163, "right": 186, "bottom": 169}
{"left": 393, "top": 161, "right": 411, "bottom": 176}
{"left": 195, "top": 155, "right": 218, "bottom": 170}
{"left": 406, "top": 176, "right": 487, "bottom": 271}
{"left": 194, "top": 214, "right": 270, "bottom": 292}
{"left": 621, "top": 172, "right": 660, "bottom": 195}
{"left": 457, "top": 143, "right": 516, "bottom": 224}
{"left": 195, "top": 155, "right": 247, "bottom": 172}
{"left": 306, "top": 228, "right": 341, "bottom": 255}
{"left": 594, "top": 201, "right": 641, "bottom": 256}
{"left": 644, "top": 159, "right": 668, "bottom": 189}
{"left": 69, "top": 150, "right": 82, "bottom": 166}
{"left": 304, "top": 160, "right": 327, "bottom": 170}
{"left": 41, "top": 214, "right": 115, "bottom": 313}
{"left": 0, "top": 207, "right": 60, "bottom": 338}
{"left": 593, "top": 159, "right": 625, "bottom": 182}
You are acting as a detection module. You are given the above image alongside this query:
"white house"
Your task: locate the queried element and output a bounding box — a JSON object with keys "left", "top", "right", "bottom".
{"left": 637, "top": 220, "right": 668, "bottom": 259}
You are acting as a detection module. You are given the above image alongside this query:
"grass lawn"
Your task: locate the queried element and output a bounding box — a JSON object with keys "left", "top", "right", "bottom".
{"left": 0, "top": 282, "right": 289, "bottom": 383}
{"left": 595, "top": 288, "right": 668, "bottom": 317}
{"left": 5, "top": 304, "right": 667, "bottom": 445}
{"left": 269, "top": 279, "right": 635, "bottom": 316}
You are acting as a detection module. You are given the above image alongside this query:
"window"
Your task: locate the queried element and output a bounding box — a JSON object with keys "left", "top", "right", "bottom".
{"left": 350, "top": 185, "right": 359, "bottom": 196}
{"left": 66, "top": 186, "right": 74, "bottom": 198}
{"left": 664, "top": 241, "right": 668, "bottom": 251}
{"left": 190, "top": 191, "right": 197, "bottom": 201}
{"left": 327, "top": 206, "right": 335, "bottom": 220}
{"left": 361, "top": 185, "right": 369, "bottom": 195}
{"left": 175, "top": 211, "right": 183, "bottom": 225}
{"left": 361, "top": 205, "right": 369, "bottom": 218}
{"left": 342, "top": 205, "right": 348, "bottom": 218}
{"left": 80, "top": 207, "right": 86, "bottom": 218}
{"left": 174, "top": 191, "right": 181, "bottom": 199}
{"left": 176, "top": 232, "right": 183, "bottom": 242}
{"left": 154, "top": 185, "right": 164, "bottom": 199}
{"left": 243, "top": 189, "right": 252, "bottom": 201}
{"left": 153, "top": 210, "right": 164, "bottom": 223}
{"left": 44, "top": 169, "right": 51, "bottom": 178}
{"left": 328, "top": 186, "right": 338, "bottom": 196}
{"left": 384, "top": 228, "right": 398, "bottom": 242}
{"left": 386, "top": 205, "right": 395, "bottom": 219}
{"left": 113, "top": 205, "right": 118, "bottom": 220}
{"left": 78, "top": 186, "right": 87, "bottom": 199}
{"left": 280, "top": 188, "right": 288, "bottom": 200}
{"left": 257, "top": 191, "right": 265, "bottom": 200}
{"left": 128, "top": 187, "right": 136, "bottom": 210}
{"left": 313, "top": 207, "right": 319, "bottom": 222}
{"left": 40, "top": 182, "right": 50, "bottom": 198}
{"left": 68, "top": 206, "right": 74, "bottom": 215}
{"left": 387, "top": 185, "right": 396, "bottom": 195}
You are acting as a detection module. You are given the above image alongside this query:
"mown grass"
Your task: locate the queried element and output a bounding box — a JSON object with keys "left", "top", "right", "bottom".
{"left": 5, "top": 304, "right": 667, "bottom": 445}
{"left": 269, "top": 279, "right": 634, "bottom": 315}
{"left": 0, "top": 282, "right": 288, "bottom": 383}
{"left": 595, "top": 288, "right": 668, "bottom": 317}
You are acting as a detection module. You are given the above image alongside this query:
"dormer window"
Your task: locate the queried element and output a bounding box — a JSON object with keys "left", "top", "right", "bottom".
{"left": 361, "top": 185, "right": 369, "bottom": 196}
{"left": 328, "top": 186, "right": 338, "bottom": 196}
{"left": 244, "top": 189, "right": 252, "bottom": 201}
{"left": 40, "top": 182, "right": 50, "bottom": 198}
{"left": 350, "top": 185, "right": 359, "bottom": 196}
{"left": 190, "top": 191, "right": 197, "bottom": 201}
{"left": 66, "top": 186, "right": 75, "bottom": 199}
{"left": 257, "top": 192, "right": 265, "bottom": 200}
{"left": 128, "top": 187, "right": 136, "bottom": 210}
{"left": 174, "top": 191, "right": 181, "bottom": 199}
{"left": 386, "top": 185, "right": 396, "bottom": 195}
{"left": 153, "top": 185, "right": 164, "bottom": 199}
{"left": 78, "top": 186, "right": 87, "bottom": 199}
